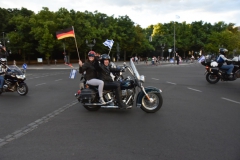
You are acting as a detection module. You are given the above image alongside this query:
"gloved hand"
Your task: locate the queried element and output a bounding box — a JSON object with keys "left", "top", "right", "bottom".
{"left": 121, "top": 67, "right": 126, "bottom": 72}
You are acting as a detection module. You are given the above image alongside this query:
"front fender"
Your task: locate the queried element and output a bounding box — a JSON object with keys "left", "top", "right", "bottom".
{"left": 136, "top": 86, "right": 162, "bottom": 107}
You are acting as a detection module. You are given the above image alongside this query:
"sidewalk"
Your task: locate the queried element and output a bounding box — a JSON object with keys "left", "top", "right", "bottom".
{"left": 23, "top": 61, "right": 194, "bottom": 70}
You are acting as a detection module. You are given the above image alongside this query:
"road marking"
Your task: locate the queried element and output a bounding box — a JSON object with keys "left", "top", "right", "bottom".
{"left": 166, "top": 81, "right": 176, "bottom": 85}
{"left": 0, "top": 100, "right": 78, "bottom": 148}
{"left": 35, "top": 83, "right": 46, "bottom": 86}
{"left": 55, "top": 79, "right": 62, "bottom": 81}
{"left": 187, "top": 87, "right": 202, "bottom": 92}
{"left": 152, "top": 78, "right": 159, "bottom": 80}
{"left": 222, "top": 97, "right": 240, "bottom": 104}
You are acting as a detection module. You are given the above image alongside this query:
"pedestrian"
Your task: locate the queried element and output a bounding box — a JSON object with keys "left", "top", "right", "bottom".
{"left": 145, "top": 57, "right": 148, "bottom": 65}
{"left": 176, "top": 53, "right": 180, "bottom": 65}
{"left": 151, "top": 57, "right": 154, "bottom": 65}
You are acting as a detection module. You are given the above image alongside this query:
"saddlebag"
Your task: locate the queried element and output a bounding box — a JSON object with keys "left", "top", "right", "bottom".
{"left": 210, "top": 68, "right": 219, "bottom": 74}
{"left": 234, "top": 69, "right": 240, "bottom": 78}
{"left": 79, "top": 88, "right": 95, "bottom": 101}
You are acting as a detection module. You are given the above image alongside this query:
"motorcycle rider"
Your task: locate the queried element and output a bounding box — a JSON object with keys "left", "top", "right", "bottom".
{"left": 0, "top": 45, "right": 9, "bottom": 58}
{"left": 0, "top": 58, "right": 7, "bottom": 92}
{"left": 79, "top": 51, "right": 106, "bottom": 104}
{"left": 216, "top": 48, "right": 234, "bottom": 78}
{"left": 97, "top": 54, "right": 128, "bottom": 109}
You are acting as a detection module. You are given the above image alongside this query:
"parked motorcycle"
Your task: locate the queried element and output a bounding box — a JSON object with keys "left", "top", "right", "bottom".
{"left": 0, "top": 60, "right": 28, "bottom": 95}
{"left": 201, "top": 56, "right": 240, "bottom": 84}
{"left": 75, "top": 59, "right": 163, "bottom": 113}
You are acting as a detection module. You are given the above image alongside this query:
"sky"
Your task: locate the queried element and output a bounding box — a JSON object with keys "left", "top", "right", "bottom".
{"left": 1, "top": 0, "right": 240, "bottom": 28}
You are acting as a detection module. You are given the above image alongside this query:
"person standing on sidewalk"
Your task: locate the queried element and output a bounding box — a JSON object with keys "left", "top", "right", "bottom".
{"left": 176, "top": 53, "right": 180, "bottom": 65}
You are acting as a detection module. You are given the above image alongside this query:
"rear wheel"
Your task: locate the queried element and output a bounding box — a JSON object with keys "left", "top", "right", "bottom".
{"left": 206, "top": 73, "right": 220, "bottom": 84}
{"left": 17, "top": 83, "right": 28, "bottom": 96}
{"left": 141, "top": 92, "right": 163, "bottom": 113}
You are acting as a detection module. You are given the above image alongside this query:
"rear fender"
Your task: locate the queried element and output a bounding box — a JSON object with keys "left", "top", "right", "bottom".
{"left": 136, "top": 86, "right": 162, "bottom": 107}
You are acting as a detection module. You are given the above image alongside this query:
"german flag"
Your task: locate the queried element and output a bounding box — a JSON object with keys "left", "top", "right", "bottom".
{"left": 56, "top": 27, "right": 75, "bottom": 40}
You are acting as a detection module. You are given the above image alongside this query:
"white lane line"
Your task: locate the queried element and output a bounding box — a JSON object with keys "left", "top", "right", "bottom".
{"left": 166, "top": 81, "right": 176, "bottom": 85}
{"left": 187, "top": 87, "right": 202, "bottom": 92}
{"left": 55, "top": 79, "right": 62, "bottom": 81}
{"left": 222, "top": 97, "right": 240, "bottom": 104}
{"left": 0, "top": 100, "right": 78, "bottom": 147}
{"left": 35, "top": 83, "right": 46, "bottom": 86}
{"left": 152, "top": 78, "right": 159, "bottom": 80}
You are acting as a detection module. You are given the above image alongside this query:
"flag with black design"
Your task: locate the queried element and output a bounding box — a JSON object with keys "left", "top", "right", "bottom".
{"left": 56, "top": 27, "right": 75, "bottom": 40}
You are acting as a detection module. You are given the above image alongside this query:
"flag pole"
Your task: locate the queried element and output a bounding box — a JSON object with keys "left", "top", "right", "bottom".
{"left": 72, "top": 26, "right": 80, "bottom": 60}
{"left": 108, "top": 48, "right": 111, "bottom": 55}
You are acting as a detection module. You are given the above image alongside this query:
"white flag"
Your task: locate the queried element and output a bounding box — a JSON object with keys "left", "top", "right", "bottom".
{"left": 103, "top": 39, "right": 114, "bottom": 49}
{"left": 197, "top": 55, "right": 205, "bottom": 63}
{"left": 69, "top": 69, "right": 77, "bottom": 79}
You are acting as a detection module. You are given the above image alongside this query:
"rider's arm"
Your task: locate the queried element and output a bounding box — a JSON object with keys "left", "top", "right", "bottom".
{"left": 109, "top": 67, "right": 121, "bottom": 72}
{"left": 79, "top": 61, "right": 88, "bottom": 74}
{"left": 220, "top": 55, "right": 231, "bottom": 61}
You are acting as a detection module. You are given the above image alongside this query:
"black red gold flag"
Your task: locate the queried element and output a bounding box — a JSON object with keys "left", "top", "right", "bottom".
{"left": 56, "top": 27, "right": 75, "bottom": 40}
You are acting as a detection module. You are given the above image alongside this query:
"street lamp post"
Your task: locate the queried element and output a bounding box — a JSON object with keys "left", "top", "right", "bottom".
{"left": 2, "top": 32, "right": 5, "bottom": 46}
{"left": 116, "top": 42, "right": 120, "bottom": 62}
{"left": 161, "top": 43, "right": 165, "bottom": 61}
{"left": 168, "top": 48, "right": 172, "bottom": 61}
{"left": 86, "top": 39, "right": 96, "bottom": 51}
{"left": 173, "top": 15, "right": 180, "bottom": 64}
{"left": 173, "top": 22, "right": 176, "bottom": 64}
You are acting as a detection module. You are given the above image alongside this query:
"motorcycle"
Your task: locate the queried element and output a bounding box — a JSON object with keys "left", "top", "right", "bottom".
{"left": 201, "top": 56, "right": 240, "bottom": 84}
{"left": 0, "top": 63, "right": 28, "bottom": 95}
{"left": 75, "top": 59, "right": 163, "bottom": 113}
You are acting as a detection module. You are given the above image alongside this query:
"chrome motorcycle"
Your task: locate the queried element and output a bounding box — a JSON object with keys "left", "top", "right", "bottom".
{"left": 75, "top": 59, "right": 163, "bottom": 113}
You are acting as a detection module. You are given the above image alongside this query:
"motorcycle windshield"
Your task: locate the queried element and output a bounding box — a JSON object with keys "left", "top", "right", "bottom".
{"left": 7, "top": 65, "right": 23, "bottom": 75}
{"left": 129, "top": 59, "right": 140, "bottom": 80}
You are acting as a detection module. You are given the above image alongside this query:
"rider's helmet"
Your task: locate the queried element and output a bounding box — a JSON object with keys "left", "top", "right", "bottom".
{"left": 0, "top": 58, "right": 7, "bottom": 66}
{"left": 219, "top": 48, "right": 228, "bottom": 55}
{"left": 88, "top": 50, "right": 96, "bottom": 57}
{"left": 100, "top": 54, "right": 111, "bottom": 64}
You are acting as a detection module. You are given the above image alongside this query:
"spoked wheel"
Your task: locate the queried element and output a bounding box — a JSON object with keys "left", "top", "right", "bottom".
{"left": 83, "top": 105, "right": 101, "bottom": 111}
{"left": 206, "top": 73, "right": 220, "bottom": 84}
{"left": 141, "top": 92, "right": 163, "bottom": 113}
{"left": 17, "top": 83, "right": 28, "bottom": 96}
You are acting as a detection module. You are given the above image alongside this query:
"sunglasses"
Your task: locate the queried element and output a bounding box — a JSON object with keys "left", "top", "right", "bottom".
{"left": 88, "top": 54, "right": 95, "bottom": 57}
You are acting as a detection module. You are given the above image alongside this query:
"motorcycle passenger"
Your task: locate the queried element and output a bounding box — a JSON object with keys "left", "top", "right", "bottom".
{"left": 97, "top": 54, "right": 128, "bottom": 109}
{"left": 79, "top": 51, "right": 106, "bottom": 104}
{"left": 0, "top": 58, "right": 7, "bottom": 92}
{"left": 217, "top": 48, "right": 234, "bottom": 78}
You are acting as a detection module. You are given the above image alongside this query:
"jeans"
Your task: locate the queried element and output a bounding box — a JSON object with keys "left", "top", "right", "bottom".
{"left": 220, "top": 64, "right": 234, "bottom": 75}
{"left": 0, "top": 76, "right": 4, "bottom": 88}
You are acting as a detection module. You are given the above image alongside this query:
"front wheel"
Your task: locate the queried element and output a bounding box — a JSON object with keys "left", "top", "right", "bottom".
{"left": 17, "top": 83, "right": 28, "bottom": 96}
{"left": 141, "top": 92, "right": 163, "bottom": 113}
{"left": 206, "top": 73, "right": 220, "bottom": 84}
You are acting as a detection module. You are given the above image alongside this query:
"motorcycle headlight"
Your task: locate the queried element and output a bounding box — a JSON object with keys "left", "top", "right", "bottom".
{"left": 139, "top": 75, "right": 145, "bottom": 83}
{"left": 16, "top": 74, "right": 26, "bottom": 79}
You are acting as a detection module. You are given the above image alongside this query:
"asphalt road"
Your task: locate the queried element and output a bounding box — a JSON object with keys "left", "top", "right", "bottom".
{"left": 0, "top": 62, "right": 240, "bottom": 160}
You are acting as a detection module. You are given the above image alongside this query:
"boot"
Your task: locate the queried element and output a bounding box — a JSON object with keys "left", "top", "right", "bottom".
{"left": 118, "top": 102, "right": 127, "bottom": 109}
{"left": 99, "top": 97, "right": 106, "bottom": 105}
{"left": 227, "top": 73, "right": 233, "bottom": 79}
